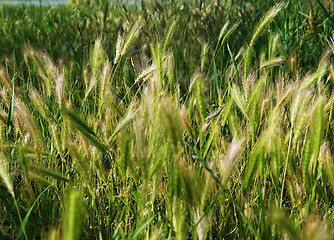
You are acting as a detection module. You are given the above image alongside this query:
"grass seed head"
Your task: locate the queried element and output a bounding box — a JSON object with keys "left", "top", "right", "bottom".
{"left": 117, "top": 17, "right": 144, "bottom": 64}
{"left": 250, "top": 2, "right": 284, "bottom": 46}
{"left": 90, "top": 38, "right": 106, "bottom": 80}
{"left": 98, "top": 62, "right": 111, "bottom": 106}
{"left": 15, "top": 99, "right": 46, "bottom": 152}
{"left": 163, "top": 19, "right": 177, "bottom": 54}
{"left": 0, "top": 67, "right": 12, "bottom": 92}
{"left": 0, "top": 153, "right": 14, "bottom": 197}
{"left": 219, "top": 136, "right": 245, "bottom": 184}
{"left": 29, "top": 88, "right": 50, "bottom": 122}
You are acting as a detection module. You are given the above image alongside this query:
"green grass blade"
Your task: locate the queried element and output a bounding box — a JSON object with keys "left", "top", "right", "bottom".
{"left": 315, "top": 0, "right": 334, "bottom": 25}
{"left": 18, "top": 185, "right": 51, "bottom": 239}
{"left": 6, "top": 73, "right": 15, "bottom": 141}
{"left": 302, "top": 130, "right": 312, "bottom": 181}
{"left": 242, "top": 145, "right": 264, "bottom": 195}
{"left": 112, "top": 222, "right": 123, "bottom": 240}
{"left": 63, "top": 109, "right": 108, "bottom": 155}
{"left": 130, "top": 217, "right": 153, "bottom": 239}
{"left": 213, "top": 59, "right": 219, "bottom": 103}
{"left": 28, "top": 164, "right": 69, "bottom": 182}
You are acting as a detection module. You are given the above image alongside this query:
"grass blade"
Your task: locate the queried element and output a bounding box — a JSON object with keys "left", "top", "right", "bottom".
{"left": 6, "top": 73, "right": 15, "bottom": 141}
{"left": 130, "top": 217, "right": 154, "bottom": 239}
{"left": 18, "top": 185, "right": 51, "bottom": 239}
{"left": 28, "top": 163, "right": 69, "bottom": 182}
{"left": 63, "top": 109, "right": 108, "bottom": 155}
{"left": 242, "top": 145, "right": 264, "bottom": 195}
{"left": 315, "top": 0, "right": 334, "bottom": 25}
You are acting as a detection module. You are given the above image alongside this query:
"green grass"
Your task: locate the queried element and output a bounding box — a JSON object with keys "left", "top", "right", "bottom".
{"left": 0, "top": 0, "right": 334, "bottom": 239}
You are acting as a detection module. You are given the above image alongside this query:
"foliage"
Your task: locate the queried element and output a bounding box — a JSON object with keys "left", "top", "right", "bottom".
{"left": 0, "top": 0, "right": 334, "bottom": 239}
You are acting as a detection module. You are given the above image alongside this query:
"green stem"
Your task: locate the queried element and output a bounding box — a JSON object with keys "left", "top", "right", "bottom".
{"left": 13, "top": 196, "right": 28, "bottom": 240}
{"left": 280, "top": 126, "right": 293, "bottom": 208}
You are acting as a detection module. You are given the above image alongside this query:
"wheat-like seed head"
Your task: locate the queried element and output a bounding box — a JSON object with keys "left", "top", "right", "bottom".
{"left": 219, "top": 21, "right": 240, "bottom": 49}
{"left": 0, "top": 67, "right": 12, "bottom": 92}
{"left": 50, "top": 123, "right": 61, "bottom": 155}
{"left": 13, "top": 114, "right": 24, "bottom": 139}
{"left": 111, "top": 100, "right": 138, "bottom": 139}
{"left": 275, "top": 83, "right": 294, "bottom": 110}
{"left": 15, "top": 99, "right": 46, "bottom": 152}
{"left": 44, "top": 54, "right": 65, "bottom": 106}
{"left": 0, "top": 108, "right": 7, "bottom": 128}
{"left": 90, "top": 38, "right": 106, "bottom": 80}
{"left": 250, "top": 2, "right": 284, "bottom": 46}
{"left": 230, "top": 83, "right": 248, "bottom": 119}
{"left": 0, "top": 87, "right": 10, "bottom": 108}
{"left": 219, "top": 135, "right": 245, "bottom": 184}
{"left": 290, "top": 88, "right": 311, "bottom": 126}
{"left": 190, "top": 73, "right": 207, "bottom": 123}
{"left": 200, "top": 42, "right": 208, "bottom": 72}
{"left": 269, "top": 33, "right": 280, "bottom": 59}
{"left": 163, "top": 19, "right": 177, "bottom": 54}
{"left": 192, "top": 207, "right": 210, "bottom": 240}
{"left": 243, "top": 45, "right": 254, "bottom": 79}
{"left": 160, "top": 97, "right": 183, "bottom": 148}
{"left": 0, "top": 152, "right": 14, "bottom": 197}
{"left": 115, "top": 17, "right": 144, "bottom": 65}
{"left": 260, "top": 56, "right": 285, "bottom": 69}
{"left": 243, "top": 70, "right": 257, "bottom": 104}
{"left": 83, "top": 77, "right": 96, "bottom": 103}
{"left": 167, "top": 53, "right": 175, "bottom": 91}
{"left": 98, "top": 62, "right": 111, "bottom": 106}
{"left": 218, "top": 21, "right": 230, "bottom": 44}
{"left": 114, "top": 33, "right": 124, "bottom": 64}
{"left": 265, "top": 107, "right": 283, "bottom": 148}
{"left": 135, "top": 63, "right": 157, "bottom": 83}
{"left": 302, "top": 49, "right": 331, "bottom": 89}
{"left": 29, "top": 88, "right": 50, "bottom": 122}
{"left": 55, "top": 72, "right": 65, "bottom": 108}
{"left": 39, "top": 53, "right": 54, "bottom": 97}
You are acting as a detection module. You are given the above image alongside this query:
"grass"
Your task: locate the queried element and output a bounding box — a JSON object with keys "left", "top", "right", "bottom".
{"left": 0, "top": 0, "right": 334, "bottom": 239}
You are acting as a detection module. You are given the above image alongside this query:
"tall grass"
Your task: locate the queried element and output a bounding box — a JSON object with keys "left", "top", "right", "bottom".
{"left": 0, "top": 0, "right": 334, "bottom": 239}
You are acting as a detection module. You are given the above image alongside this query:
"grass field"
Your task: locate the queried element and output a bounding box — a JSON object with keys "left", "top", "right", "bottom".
{"left": 0, "top": 0, "right": 334, "bottom": 239}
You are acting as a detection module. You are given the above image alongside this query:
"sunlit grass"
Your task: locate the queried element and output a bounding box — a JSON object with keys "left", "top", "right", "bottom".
{"left": 0, "top": 1, "right": 334, "bottom": 239}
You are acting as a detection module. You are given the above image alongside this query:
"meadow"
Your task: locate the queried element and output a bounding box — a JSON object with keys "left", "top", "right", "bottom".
{"left": 0, "top": 0, "right": 334, "bottom": 239}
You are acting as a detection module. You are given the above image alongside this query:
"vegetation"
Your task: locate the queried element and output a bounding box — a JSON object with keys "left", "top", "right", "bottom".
{"left": 0, "top": 0, "right": 334, "bottom": 239}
